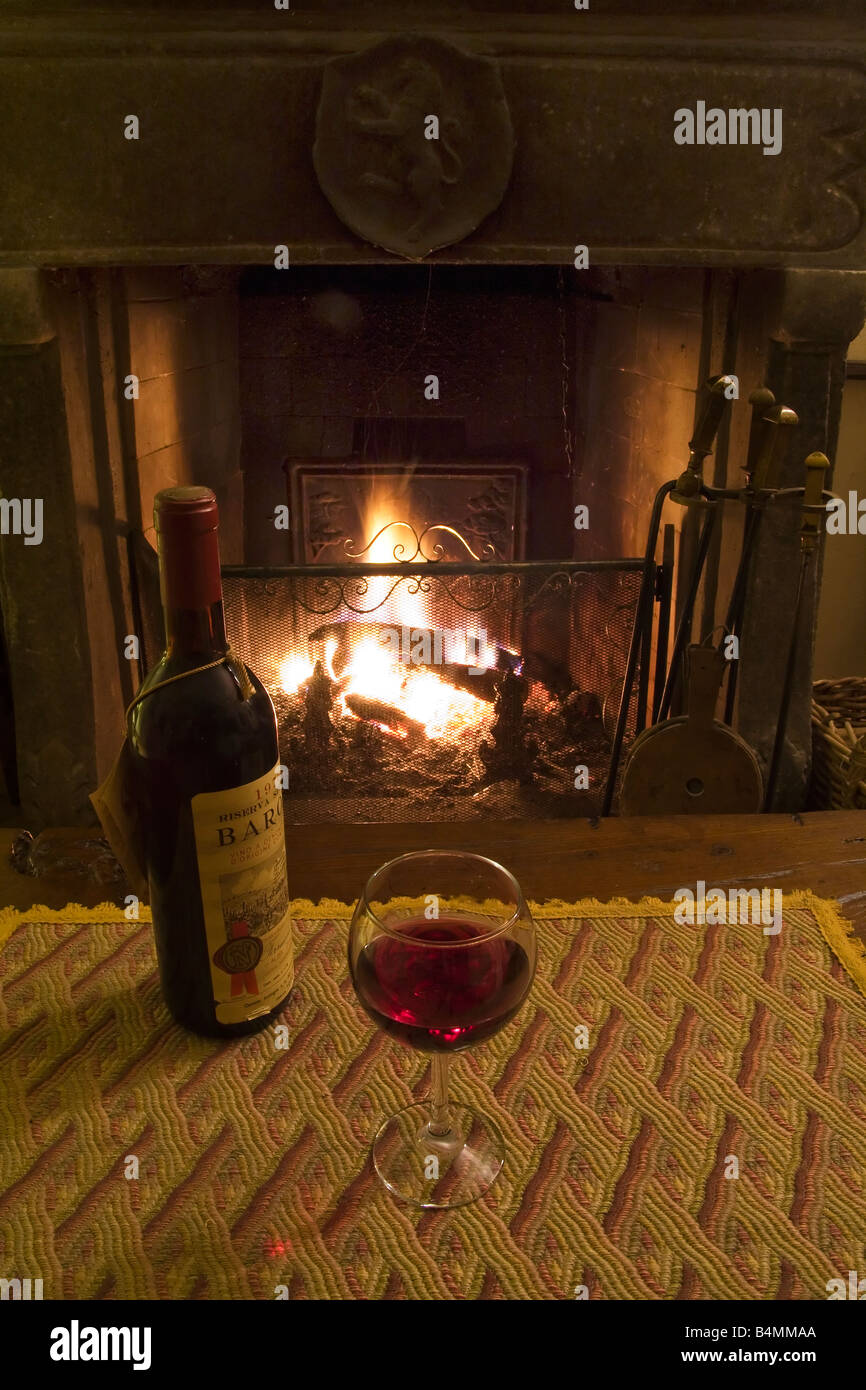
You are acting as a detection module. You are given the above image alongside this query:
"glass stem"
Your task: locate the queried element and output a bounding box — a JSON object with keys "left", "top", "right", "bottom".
{"left": 428, "top": 1054, "right": 452, "bottom": 1137}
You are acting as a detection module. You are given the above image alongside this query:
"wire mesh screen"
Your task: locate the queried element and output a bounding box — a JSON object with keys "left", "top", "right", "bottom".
{"left": 221, "top": 562, "right": 644, "bottom": 823}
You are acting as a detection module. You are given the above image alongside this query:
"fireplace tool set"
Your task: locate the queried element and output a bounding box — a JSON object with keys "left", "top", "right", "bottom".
{"left": 602, "top": 374, "right": 833, "bottom": 817}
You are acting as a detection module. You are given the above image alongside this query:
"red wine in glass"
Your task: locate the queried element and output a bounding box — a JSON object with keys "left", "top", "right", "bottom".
{"left": 352, "top": 915, "right": 532, "bottom": 1053}
{"left": 348, "top": 850, "right": 537, "bottom": 1208}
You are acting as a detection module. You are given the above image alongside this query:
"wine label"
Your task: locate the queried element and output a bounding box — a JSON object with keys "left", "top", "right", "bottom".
{"left": 190, "top": 762, "right": 294, "bottom": 1026}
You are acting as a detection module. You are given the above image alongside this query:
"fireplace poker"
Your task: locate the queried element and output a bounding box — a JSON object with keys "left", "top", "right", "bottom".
{"left": 721, "top": 386, "right": 778, "bottom": 719}
{"left": 762, "top": 451, "right": 829, "bottom": 812}
{"left": 601, "top": 373, "right": 735, "bottom": 816}
{"left": 650, "top": 523, "right": 676, "bottom": 724}
{"left": 722, "top": 397, "right": 799, "bottom": 724}
{"left": 654, "top": 373, "right": 741, "bottom": 723}
{"left": 654, "top": 503, "right": 719, "bottom": 722}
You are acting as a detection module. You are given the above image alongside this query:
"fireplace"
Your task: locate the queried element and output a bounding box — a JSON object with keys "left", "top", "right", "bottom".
{"left": 215, "top": 560, "right": 645, "bottom": 822}
{"left": 113, "top": 264, "right": 656, "bottom": 823}
{"left": 1, "top": 6, "right": 866, "bottom": 838}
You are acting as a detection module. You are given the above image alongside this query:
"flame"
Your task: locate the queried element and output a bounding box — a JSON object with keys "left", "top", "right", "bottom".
{"left": 340, "top": 636, "right": 490, "bottom": 739}
{"left": 278, "top": 653, "right": 314, "bottom": 695}
{"left": 279, "top": 638, "right": 339, "bottom": 695}
{"left": 323, "top": 638, "right": 340, "bottom": 682}
{"left": 283, "top": 494, "right": 496, "bottom": 740}
{"left": 361, "top": 504, "right": 428, "bottom": 630}
{"left": 345, "top": 499, "right": 492, "bottom": 736}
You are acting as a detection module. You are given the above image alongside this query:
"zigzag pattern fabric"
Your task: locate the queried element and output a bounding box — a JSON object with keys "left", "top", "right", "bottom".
{"left": 0, "top": 892, "right": 864, "bottom": 1300}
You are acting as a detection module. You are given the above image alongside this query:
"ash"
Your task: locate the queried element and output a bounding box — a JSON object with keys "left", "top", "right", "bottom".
{"left": 272, "top": 681, "right": 611, "bottom": 823}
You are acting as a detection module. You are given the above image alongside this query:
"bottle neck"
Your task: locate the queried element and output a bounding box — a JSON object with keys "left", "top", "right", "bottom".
{"left": 158, "top": 521, "right": 227, "bottom": 661}
{"left": 164, "top": 601, "right": 228, "bottom": 659}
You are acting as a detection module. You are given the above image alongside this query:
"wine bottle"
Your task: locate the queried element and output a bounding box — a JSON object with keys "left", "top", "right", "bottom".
{"left": 127, "top": 486, "right": 294, "bottom": 1037}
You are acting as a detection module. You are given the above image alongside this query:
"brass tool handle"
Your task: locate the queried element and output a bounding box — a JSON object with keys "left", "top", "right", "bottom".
{"left": 801, "top": 451, "right": 830, "bottom": 551}
{"left": 689, "top": 374, "right": 736, "bottom": 459}
{"left": 750, "top": 404, "right": 798, "bottom": 492}
{"left": 744, "top": 386, "right": 776, "bottom": 479}
{"left": 674, "top": 374, "right": 736, "bottom": 503}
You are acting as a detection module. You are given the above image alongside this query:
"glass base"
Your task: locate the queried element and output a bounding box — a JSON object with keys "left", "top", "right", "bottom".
{"left": 372, "top": 1100, "right": 505, "bottom": 1209}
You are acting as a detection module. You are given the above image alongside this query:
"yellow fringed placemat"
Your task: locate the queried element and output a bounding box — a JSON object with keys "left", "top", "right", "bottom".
{"left": 0, "top": 890, "right": 865, "bottom": 1300}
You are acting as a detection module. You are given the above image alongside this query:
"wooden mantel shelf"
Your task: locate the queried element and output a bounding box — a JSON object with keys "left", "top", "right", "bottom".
{"left": 3, "top": 810, "right": 866, "bottom": 945}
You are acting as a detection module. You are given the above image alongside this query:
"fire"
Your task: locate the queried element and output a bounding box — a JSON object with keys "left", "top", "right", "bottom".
{"left": 278, "top": 654, "right": 315, "bottom": 696}
{"left": 360, "top": 505, "right": 427, "bottom": 628}
{"left": 281, "top": 494, "right": 496, "bottom": 740}
{"left": 278, "top": 638, "right": 338, "bottom": 695}
{"left": 340, "top": 636, "right": 491, "bottom": 740}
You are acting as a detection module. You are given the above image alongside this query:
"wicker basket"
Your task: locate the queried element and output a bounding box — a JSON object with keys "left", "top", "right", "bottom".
{"left": 811, "top": 678, "right": 866, "bottom": 810}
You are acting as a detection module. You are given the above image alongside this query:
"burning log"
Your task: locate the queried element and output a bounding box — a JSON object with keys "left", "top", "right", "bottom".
{"left": 479, "top": 668, "right": 538, "bottom": 784}
{"left": 523, "top": 650, "right": 574, "bottom": 699}
{"left": 308, "top": 617, "right": 519, "bottom": 702}
{"left": 440, "top": 663, "right": 499, "bottom": 702}
{"left": 343, "top": 692, "right": 426, "bottom": 741}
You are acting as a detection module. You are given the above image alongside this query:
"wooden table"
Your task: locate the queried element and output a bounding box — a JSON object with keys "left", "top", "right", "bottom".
{"left": 3, "top": 810, "right": 866, "bottom": 945}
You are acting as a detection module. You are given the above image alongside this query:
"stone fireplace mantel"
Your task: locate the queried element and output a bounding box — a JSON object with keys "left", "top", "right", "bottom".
{"left": 1, "top": 5, "right": 865, "bottom": 267}
{"left": 2, "top": 2, "right": 866, "bottom": 830}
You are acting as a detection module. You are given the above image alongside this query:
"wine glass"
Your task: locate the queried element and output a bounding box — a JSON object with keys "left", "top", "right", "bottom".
{"left": 348, "top": 850, "right": 537, "bottom": 1208}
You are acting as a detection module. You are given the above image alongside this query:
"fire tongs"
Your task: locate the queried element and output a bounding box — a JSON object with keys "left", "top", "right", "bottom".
{"left": 602, "top": 375, "right": 800, "bottom": 816}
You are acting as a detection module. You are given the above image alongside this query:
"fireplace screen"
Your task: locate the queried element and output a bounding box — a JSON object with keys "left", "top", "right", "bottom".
{"left": 221, "top": 561, "right": 645, "bottom": 823}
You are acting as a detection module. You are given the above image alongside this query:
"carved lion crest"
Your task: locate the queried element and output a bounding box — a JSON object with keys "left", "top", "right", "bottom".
{"left": 313, "top": 34, "right": 514, "bottom": 259}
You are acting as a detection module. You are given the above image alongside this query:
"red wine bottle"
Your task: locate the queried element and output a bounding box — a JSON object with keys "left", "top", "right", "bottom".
{"left": 127, "top": 486, "right": 294, "bottom": 1037}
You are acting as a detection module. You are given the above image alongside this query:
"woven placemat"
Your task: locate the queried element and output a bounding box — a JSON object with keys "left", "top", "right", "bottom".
{"left": 0, "top": 891, "right": 865, "bottom": 1300}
